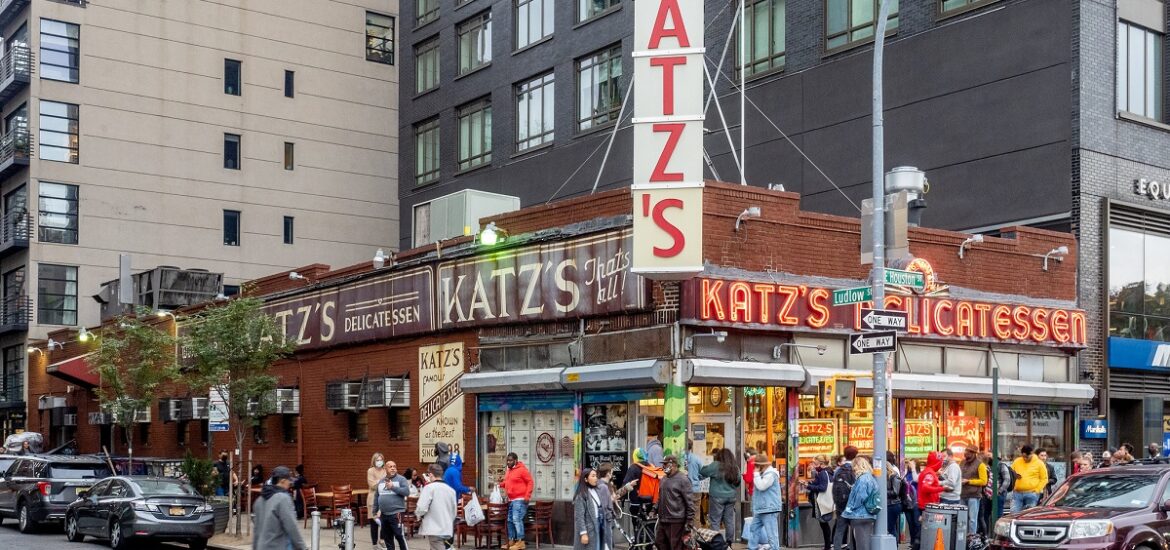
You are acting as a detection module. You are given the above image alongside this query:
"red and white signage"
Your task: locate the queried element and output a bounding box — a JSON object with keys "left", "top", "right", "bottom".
{"left": 631, "top": 0, "right": 705, "bottom": 279}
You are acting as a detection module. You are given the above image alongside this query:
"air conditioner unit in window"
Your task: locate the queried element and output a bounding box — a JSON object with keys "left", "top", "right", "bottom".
{"left": 135, "top": 409, "right": 151, "bottom": 423}
{"left": 191, "top": 398, "right": 209, "bottom": 420}
{"left": 326, "top": 382, "right": 364, "bottom": 411}
{"left": 88, "top": 412, "right": 112, "bottom": 425}
{"left": 385, "top": 378, "right": 410, "bottom": 408}
{"left": 364, "top": 379, "right": 387, "bottom": 408}
{"left": 62, "top": 413, "right": 78, "bottom": 426}
{"left": 274, "top": 389, "right": 299, "bottom": 415}
{"left": 159, "top": 399, "right": 180, "bottom": 423}
{"left": 39, "top": 396, "right": 66, "bottom": 410}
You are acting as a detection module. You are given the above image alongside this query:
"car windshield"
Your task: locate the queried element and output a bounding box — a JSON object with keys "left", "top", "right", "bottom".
{"left": 49, "top": 464, "right": 113, "bottom": 480}
{"left": 1047, "top": 474, "right": 1161, "bottom": 509}
{"left": 133, "top": 480, "right": 196, "bottom": 496}
{"left": 0, "top": 458, "right": 14, "bottom": 474}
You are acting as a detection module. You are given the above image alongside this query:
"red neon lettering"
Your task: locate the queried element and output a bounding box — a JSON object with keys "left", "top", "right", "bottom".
{"left": 648, "top": 0, "right": 691, "bottom": 49}
{"left": 1030, "top": 308, "right": 1050, "bottom": 342}
{"left": 807, "top": 288, "right": 830, "bottom": 328}
{"left": 650, "top": 56, "right": 686, "bottom": 115}
{"left": 884, "top": 295, "right": 902, "bottom": 309}
{"left": 729, "top": 282, "right": 752, "bottom": 322}
{"left": 701, "top": 279, "right": 725, "bottom": 320}
{"left": 776, "top": 285, "right": 800, "bottom": 325}
{"left": 955, "top": 301, "right": 975, "bottom": 338}
{"left": 973, "top": 303, "right": 993, "bottom": 339}
{"left": 991, "top": 305, "right": 1012, "bottom": 340}
{"left": 651, "top": 123, "right": 686, "bottom": 182}
{"left": 1070, "top": 311, "right": 1087, "bottom": 345}
{"left": 1011, "top": 306, "right": 1031, "bottom": 340}
{"left": 920, "top": 298, "right": 933, "bottom": 335}
{"left": 934, "top": 300, "right": 954, "bottom": 336}
{"left": 753, "top": 284, "right": 775, "bottom": 324}
{"left": 1050, "top": 309, "right": 1070, "bottom": 343}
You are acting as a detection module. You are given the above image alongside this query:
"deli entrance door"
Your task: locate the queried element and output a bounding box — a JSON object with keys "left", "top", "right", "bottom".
{"left": 690, "top": 414, "right": 734, "bottom": 478}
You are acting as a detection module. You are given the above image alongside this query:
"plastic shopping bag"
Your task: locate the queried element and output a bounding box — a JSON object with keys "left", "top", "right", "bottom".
{"left": 464, "top": 497, "right": 485, "bottom": 527}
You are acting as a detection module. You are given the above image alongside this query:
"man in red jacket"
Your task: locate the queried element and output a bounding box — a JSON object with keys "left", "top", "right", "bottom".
{"left": 500, "top": 452, "right": 534, "bottom": 550}
{"left": 913, "top": 452, "right": 945, "bottom": 550}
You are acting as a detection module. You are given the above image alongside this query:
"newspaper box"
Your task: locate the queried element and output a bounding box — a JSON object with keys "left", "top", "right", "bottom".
{"left": 921, "top": 503, "right": 968, "bottom": 550}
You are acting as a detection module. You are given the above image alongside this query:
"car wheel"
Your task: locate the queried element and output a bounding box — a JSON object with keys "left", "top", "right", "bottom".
{"left": 109, "top": 520, "right": 129, "bottom": 550}
{"left": 17, "top": 502, "right": 35, "bottom": 534}
{"left": 65, "top": 514, "right": 85, "bottom": 542}
{"left": 188, "top": 538, "right": 208, "bottom": 550}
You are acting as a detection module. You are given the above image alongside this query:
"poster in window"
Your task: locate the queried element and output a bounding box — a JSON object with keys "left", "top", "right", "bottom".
{"left": 945, "top": 416, "right": 980, "bottom": 459}
{"left": 486, "top": 424, "right": 508, "bottom": 484}
{"left": 797, "top": 419, "right": 839, "bottom": 457}
{"left": 584, "top": 404, "right": 627, "bottom": 452}
{"left": 559, "top": 461, "right": 575, "bottom": 500}
{"left": 510, "top": 430, "right": 531, "bottom": 464}
{"left": 533, "top": 411, "right": 555, "bottom": 431}
{"left": 533, "top": 465, "right": 557, "bottom": 500}
{"left": 510, "top": 411, "right": 532, "bottom": 431}
{"left": 904, "top": 420, "right": 936, "bottom": 459}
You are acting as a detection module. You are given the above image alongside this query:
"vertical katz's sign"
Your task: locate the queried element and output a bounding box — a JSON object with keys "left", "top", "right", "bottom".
{"left": 437, "top": 229, "right": 647, "bottom": 327}
{"left": 631, "top": 0, "right": 705, "bottom": 280}
{"left": 419, "top": 343, "right": 465, "bottom": 464}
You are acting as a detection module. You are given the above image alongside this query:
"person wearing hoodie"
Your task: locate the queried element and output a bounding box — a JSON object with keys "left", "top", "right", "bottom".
{"left": 253, "top": 466, "right": 307, "bottom": 550}
{"left": 417, "top": 464, "right": 457, "bottom": 550}
{"left": 749, "top": 453, "right": 782, "bottom": 550}
{"left": 959, "top": 447, "right": 988, "bottom": 535}
{"left": 375, "top": 461, "right": 411, "bottom": 550}
{"left": 1010, "top": 445, "right": 1048, "bottom": 513}
{"left": 842, "top": 457, "right": 879, "bottom": 550}
{"left": 434, "top": 442, "right": 452, "bottom": 473}
{"left": 917, "top": 452, "right": 945, "bottom": 510}
{"left": 939, "top": 448, "right": 962, "bottom": 505}
{"left": 444, "top": 450, "right": 474, "bottom": 498}
{"left": 501, "top": 452, "right": 534, "bottom": 550}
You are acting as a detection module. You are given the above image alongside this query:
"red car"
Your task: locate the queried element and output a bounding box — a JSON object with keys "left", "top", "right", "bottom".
{"left": 991, "top": 464, "right": 1170, "bottom": 550}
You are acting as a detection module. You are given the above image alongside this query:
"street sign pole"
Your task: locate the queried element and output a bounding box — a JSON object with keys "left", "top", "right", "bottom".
{"left": 871, "top": 0, "right": 896, "bottom": 548}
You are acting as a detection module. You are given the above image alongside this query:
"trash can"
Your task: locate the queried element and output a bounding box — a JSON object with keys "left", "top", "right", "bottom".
{"left": 921, "top": 504, "right": 968, "bottom": 550}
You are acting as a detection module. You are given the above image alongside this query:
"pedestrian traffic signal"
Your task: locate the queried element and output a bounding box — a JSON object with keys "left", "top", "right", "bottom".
{"left": 818, "top": 377, "right": 856, "bottom": 410}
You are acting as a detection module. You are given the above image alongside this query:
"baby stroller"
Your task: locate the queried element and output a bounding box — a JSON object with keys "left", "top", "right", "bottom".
{"left": 688, "top": 527, "right": 729, "bottom": 550}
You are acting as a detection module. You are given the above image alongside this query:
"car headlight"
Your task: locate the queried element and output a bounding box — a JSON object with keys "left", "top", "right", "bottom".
{"left": 993, "top": 518, "right": 1013, "bottom": 538}
{"left": 1068, "top": 520, "right": 1113, "bottom": 539}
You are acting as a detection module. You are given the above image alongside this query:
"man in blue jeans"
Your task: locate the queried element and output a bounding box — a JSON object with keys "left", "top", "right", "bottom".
{"left": 501, "top": 452, "right": 534, "bottom": 550}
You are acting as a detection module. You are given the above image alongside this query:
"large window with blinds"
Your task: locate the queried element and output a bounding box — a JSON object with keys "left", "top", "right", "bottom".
{"left": 1108, "top": 204, "right": 1170, "bottom": 341}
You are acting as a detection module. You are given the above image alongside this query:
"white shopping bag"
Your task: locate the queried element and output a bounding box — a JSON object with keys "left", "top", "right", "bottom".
{"left": 464, "top": 497, "right": 485, "bottom": 527}
{"left": 742, "top": 516, "right": 753, "bottom": 541}
{"left": 490, "top": 486, "right": 505, "bottom": 504}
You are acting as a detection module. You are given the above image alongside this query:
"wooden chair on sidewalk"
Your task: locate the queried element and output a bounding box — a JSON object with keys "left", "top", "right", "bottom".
{"left": 477, "top": 503, "right": 508, "bottom": 549}
{"left": 300, "top": 485, "right": 320, "bottom": 528}
{"left": 401, "top": 495, "right": 419, "bottom": 538}
{"left": 529, "top": 501, "right": 554, "bottom": 549}
{"left": 454, "top": 493, "right": 476, "bottom": 548}
{"left": 324, "top": 485, "right": 353, "bottom": 528}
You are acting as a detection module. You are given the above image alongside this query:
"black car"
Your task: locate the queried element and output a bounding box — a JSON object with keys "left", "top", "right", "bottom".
{"left": 0, "top": 455, "right": 112, "bottom": 532}
{"left": 64, "top": 476, "right": 213, "bottom": 549}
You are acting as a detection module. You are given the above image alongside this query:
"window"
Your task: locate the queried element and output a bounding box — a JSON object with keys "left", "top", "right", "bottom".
{"left": 516, "top": 72, "right": 554, "bottom": 150}
{"left": 224, "top": 59, "right": 241, "bottom": 95}
{"left": 348, "top": 411, "right": 369, "bottom": 442}
{"left": 457, "top": 99, "right": 492, "bottom": 170}
{"left": 282, "top": 415, "right": 298, "bottom": 444}
{"left": 223, "top": 133, "right": 240, "bottom": 169}
{"left": 366, "top": 12, "right": 395, "bottom": 64}
{"left": 176, "top": 421, "right": 188, "bottom": 447}
{"left": 417, "top": 0, "right": 439, "bottom": 27}
{"left": 577, "top": 45, "right": 623, "bottom": 131}
{"left": 388, "top": 408, "right": 408, "bottom": 440}
{"left": 415, "top": 37, "right": 440, "bottom": 94}
{"left": 1118, "top": 21, "right": 1163, "bottom": 121}
{"left": 283, "top": 216, "right": 294, "bottom": 245}
{"left": 252, "top": 418, "right": 267, "bottom": 445}
{"left": 39, "top": 19, "right": 79, "bottom": 83}
{"left": 223, "top": 210, "right": 240, "bottom": 246}
{"left": 39, "top": 101, "right": 78, "bottom": 164}
{"left": 37, "top": 263, "right": 76, "bottom": 325}
{"left": 223, "top": 284, "right": 240, "bottom": 297}
{"left": 284, "top": 70, "right": 294, "bottom": 98}
{"left": 38, "top": 182, "right": 78, "bottom": 245}
{"left": 579, "top": 0, "right": 620, "bottom": 22}
{"left": 457, "top": 11, "right": 492, "bottom": 75}
{"left": 825, "top": 0, "right": 898, "bottom": 51}
{"left": 940, "top": 0, "right": 993, "bottom": 14}
{"left": 741, "top": 0, "right": 786, "bottom": 77}
{"left": 413, "top": 203, "right": 431, "bottom": 247}
{"left": 1, "top": 345, "right": 23, "bottom": 405}
{"left": 415, "top": 118, "right": 440, "bottom": 184}
{"left": 516, "top": 0, "right": 554, "bottom": 50}
{"left": 283, "top": 142, "right": 294, "bottom": 170}
{"left": 1109, "top": 208, "right": 1170, "bottom": 341}
{"left": 137, "top": 423, "right": 150, "bottom": 447}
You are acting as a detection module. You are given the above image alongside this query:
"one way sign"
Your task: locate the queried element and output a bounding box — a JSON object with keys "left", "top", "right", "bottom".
{"left": 860, "top": 308, "right": 908, "bottom": 331}
{"left": 849, "top": 331, "right": 898, "bottom": 355}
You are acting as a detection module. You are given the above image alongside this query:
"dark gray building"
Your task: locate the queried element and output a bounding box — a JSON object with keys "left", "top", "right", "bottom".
{"left": 398, "top": 0, "right": 1170, "bottom": 465}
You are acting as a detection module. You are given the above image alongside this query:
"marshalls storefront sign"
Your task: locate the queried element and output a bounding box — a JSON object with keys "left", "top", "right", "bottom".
{"left": 631, "top": 0, "right": 705, "bottom": 280}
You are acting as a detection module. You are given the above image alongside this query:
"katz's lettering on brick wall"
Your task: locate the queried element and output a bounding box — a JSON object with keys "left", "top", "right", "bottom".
{"left": 437, "top": 229, "right": 647, "bottom": 327}
{"left": 682, "top": 277, "right": 1088, "bottom": 347}
{"left": 630, "top": 0, "right": 705, "bottom": 279}
{"left": 264, "top": 267, "right": 434, "bottom": 350}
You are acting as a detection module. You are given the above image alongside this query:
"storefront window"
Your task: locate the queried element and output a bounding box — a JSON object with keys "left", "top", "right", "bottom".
{"left": 904, "top": 399, "right": 989, "bottom": 460}
{"left": 996, "top": 408, "right": 1068, "bottom": 475}
{"left": 1109, "top": 224, "right": 1170, "bottom": 341}
{"left": 483, "top": 409, "right": 576, "bottom": 501}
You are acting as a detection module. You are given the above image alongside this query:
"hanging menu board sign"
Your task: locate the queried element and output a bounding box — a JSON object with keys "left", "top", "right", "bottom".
{"left": 798, "top": 419, "right": 839, "bottom": 457}
{"left": 904, "top": 420, "right": 937, "bottom": 459}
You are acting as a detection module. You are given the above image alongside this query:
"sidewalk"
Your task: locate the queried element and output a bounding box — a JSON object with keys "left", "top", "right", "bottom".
{"left": 206, "top": 520, "right": 573, "bottom": 550}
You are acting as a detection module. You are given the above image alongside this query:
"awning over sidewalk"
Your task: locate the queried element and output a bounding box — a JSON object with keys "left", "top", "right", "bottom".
{"left": 682, "top": 359, "right": 806, "bottom": 387}
{"left": 47, "top": 352, "right": 99, "bottom": 388}
{"left": 561, "top": 360, "right": 670, "bottom": 391}
{"left": 460, "top": 367, "right": 564, "bottom": 394}
{"left": 803, "top": 366, "right": 1095, "bottom": 406}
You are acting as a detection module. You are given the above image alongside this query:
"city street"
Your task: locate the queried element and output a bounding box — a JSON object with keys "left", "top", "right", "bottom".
{"left": 0, "top": 523, "right": 193, "bottom": 550}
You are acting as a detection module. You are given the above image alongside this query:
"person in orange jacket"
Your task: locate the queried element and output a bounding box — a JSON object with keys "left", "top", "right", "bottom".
{"left": 500, "top": 452, "right": 534, "bottom": 550}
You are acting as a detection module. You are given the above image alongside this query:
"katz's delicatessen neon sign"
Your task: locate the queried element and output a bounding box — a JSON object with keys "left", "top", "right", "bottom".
{"left": 681, "top": 277, "right": 1087, "bottom": 347}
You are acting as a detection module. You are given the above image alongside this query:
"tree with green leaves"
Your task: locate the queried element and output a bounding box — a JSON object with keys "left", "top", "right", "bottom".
{"left": 90, "top": 309, "right": 180, "bottom": 473}
{"left": 181, "top": 296, "right": 295, "bottom": 532}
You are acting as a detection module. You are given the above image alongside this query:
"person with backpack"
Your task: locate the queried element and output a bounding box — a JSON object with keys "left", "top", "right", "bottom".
{"left": 831, "top": 445, "right": 859, "bottom": 550}
{"left": 749, "top": 453, "right": 782, "bottom": 550}
{"left": 700, "top": 448, "right": 741, "bottom": 544}
{"left": 960, "top": 446, "right": 988, "bottom": 535}
{"left": 902, "top": 459, "right": 921, "bottom": 550}
{"left": 995, "top": 455, "right": 1015, "bottom": 519}
{"left": 803, "top": 455, "right": 834, "bottom": 550}
{"left": 885, "top": 452, "right": 908, "bottom": 543}
{"left": 843, "top": 456, "right": 879, "bottom": 550}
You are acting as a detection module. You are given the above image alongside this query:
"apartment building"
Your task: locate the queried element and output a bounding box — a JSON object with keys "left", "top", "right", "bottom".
{"left": 0, "top": 0, "right": 400, "bottom": 434}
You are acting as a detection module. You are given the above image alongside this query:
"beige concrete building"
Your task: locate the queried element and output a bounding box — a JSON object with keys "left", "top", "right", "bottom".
{"left": 0, "top": 0, "right": 400, "bottom": 432}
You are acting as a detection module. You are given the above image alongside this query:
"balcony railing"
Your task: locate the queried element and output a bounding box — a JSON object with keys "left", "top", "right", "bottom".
{"left": 0, "top": 125, "right": 30, "bottom": 179}
{"left": 0, "top": 210, "right": 29, "bottom": 258}
{"left": 0, "top": 296, "right": 30, "bottom": 335}
{"left": 0, "top": 0, "right": 28, "bottom": 32}
{"left": 0, "top": 371, "right": 22, "bottom": 407}
{"left": 0, "top": 44, "right": 31, "bottom": 105}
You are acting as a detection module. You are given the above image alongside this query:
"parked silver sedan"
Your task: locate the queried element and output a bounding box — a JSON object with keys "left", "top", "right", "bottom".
{"left": 63, "top": 476, "right": 214, "bottom": 549}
